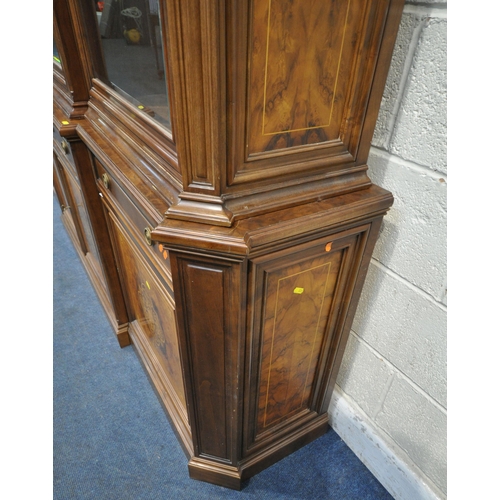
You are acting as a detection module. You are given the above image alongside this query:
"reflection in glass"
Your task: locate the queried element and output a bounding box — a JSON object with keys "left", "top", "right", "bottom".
{"left": 53, "top": 38, "right": 61, "bottom": 64}
{"left": 96, "top": 0, "right": 171, "bottom": 130}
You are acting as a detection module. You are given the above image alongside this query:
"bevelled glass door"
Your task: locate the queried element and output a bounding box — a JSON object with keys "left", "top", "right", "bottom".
{"left": 53, "top": 38, "right": 62, "bottom": 65}
{"left": 94, "top": 0, "right": 172, "bottom": 129}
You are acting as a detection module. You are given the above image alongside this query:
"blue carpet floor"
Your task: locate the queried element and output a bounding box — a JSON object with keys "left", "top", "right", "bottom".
{"left": 53, "top": 195, "right": 393, "bottom": 500}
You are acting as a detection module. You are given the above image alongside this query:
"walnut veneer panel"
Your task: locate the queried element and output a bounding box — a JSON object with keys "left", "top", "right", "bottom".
{"left": 256, "top": 250, "right": 343, "bottom": 433}
{"left": 107, "top": 211, "right": 186, "bottom": 413}
{"left": 66, "top": 170, "right": 101, "bottom": 262}
{"left": 244, "top": 0, "right": 390, "bottom": 163}
{"left": 242, "top": 226, "right": 368, "bottom": 458}
{"left": 248, "top": 0, "right": 354, "bottom": 152}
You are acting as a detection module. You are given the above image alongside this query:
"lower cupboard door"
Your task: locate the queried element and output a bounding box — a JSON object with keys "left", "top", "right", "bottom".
{"left": 244, "top": 225, "right": 370, "bottom": 453}
{"left": 107, "top": 209, "right": 188, "bottom": 425}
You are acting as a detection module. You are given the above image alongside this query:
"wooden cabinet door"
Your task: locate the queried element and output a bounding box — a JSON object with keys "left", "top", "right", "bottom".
{"left": 98, "top": 177, "right": 191, "bottom": 450}
{"left": 244, "top": 224, "right": 372, "bottom": 454}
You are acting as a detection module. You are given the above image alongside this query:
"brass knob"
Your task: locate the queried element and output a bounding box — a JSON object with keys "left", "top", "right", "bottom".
{"left": 60, "top": 139, "right": 69, "bottom": 155}
{"left": 102, "top": 173, "right": 110, "bottom": 189}
{"left": 144, "top": 227, "right": 153, "bottom": 246}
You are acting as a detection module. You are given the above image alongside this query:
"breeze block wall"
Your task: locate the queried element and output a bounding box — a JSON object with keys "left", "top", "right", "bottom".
{"left": 328, "top": 2, "right": 447, "bottom": 499}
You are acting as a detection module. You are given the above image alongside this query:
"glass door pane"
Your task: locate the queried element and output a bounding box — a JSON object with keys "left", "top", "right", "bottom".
{"left": 95, "top": 0, "right": 171, "bottom": 130}
{"left": 53, "top": 38, "right": 62, "bottom": 64}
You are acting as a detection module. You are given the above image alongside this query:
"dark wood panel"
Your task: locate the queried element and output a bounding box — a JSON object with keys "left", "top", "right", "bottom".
{"left": 183, "top": 263, "right": 228, "bottom": 459}
{"left": 108, "top": 211, "right": 186, "bottom": 411}
{"left": 243, "top": 229, "right": 367, "bottom": 454}
{"left": 53, "top": 177, "right": 65, "bottom": 213}
{"left": 257, "top": 251, "right": 343, "bottom": 432}
{"left": 53, "top": 155, "right": 69, "bottom": 211}
{"left": 67, "top": 136, "right": 130, "bottom": 345}
{"left": 68, "top": 172, "right": 101, "bottom": 265}
{"left": 163, "top": 0, "right": 224, "bottom": 193}
{"left": 55, "top": 156, "right": 88, "bottom": 255}
{"left": 171, "top": 249, "right": 248, "bottom": 475}
{"left": 247, "top": 0, "right": 364, "bottom": 155}
{"left": 258, "top": 0, "right": 347, "bottom": 138}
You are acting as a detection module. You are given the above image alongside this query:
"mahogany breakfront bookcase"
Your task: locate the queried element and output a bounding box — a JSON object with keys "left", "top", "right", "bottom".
{"left": 53, "top": 0, "right": 404, "bottom": 489}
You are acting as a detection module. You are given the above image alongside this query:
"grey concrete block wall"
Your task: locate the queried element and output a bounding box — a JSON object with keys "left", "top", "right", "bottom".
{"left": 389, "top": 17, "right": 447, "bottom": 174}
{"left": 329, "top": 2, "right": 447, "bottom": 499}
{"left": 352, "top": 263, "right": 447, "bottom": 408}
{"left": 368, "top": 149, "right": 447, "bottom": 301}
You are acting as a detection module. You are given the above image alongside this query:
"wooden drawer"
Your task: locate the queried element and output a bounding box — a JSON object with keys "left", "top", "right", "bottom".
{"left": 94, "top": 158, "right": 172, "bottom": 285}
{"left": 53, "top": 125, "right": 77, "bottom": 178}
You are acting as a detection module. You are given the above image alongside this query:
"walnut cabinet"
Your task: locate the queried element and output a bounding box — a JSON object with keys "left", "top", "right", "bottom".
{"left": 53, "top": 0, "right": 404, "bottom": 489}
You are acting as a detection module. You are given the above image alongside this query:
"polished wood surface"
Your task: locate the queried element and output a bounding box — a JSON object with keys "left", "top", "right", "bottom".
{"left": 108, "top": 210, "right": 186, "bottom": 411}
{"left": 163, "top": 0, "right": 404, "bottom": 225}
{"left": 54, "top": 0, "right": 403, "bottom": 490}
{"left": 248, "top": 0, "right": 355, "bottom": 152}
{"left": 256, "top": 249, "right": 344, "bottom": 433}
{"left": 53, "top": 98, "right": 130, "bottom": 345}
{"left": 176, "top": 259, "right": 239, "bottom": 460}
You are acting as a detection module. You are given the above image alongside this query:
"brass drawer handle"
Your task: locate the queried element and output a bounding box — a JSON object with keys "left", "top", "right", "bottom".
{"left": 144, "top": 227, "right": 153, "bottom": 246}
{"left": 102, "top": 173, "right": 110, "bottom": 189}
{"left": 60, "top": 139, "right": 70, "bottom": 155}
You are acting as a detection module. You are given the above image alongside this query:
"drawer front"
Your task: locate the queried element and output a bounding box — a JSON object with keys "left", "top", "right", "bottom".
{"left": 53, "top": 126, "right": 77, "bottom": 178}
{"left": 94, "top": 158, "right": 172, "bottom": 281}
